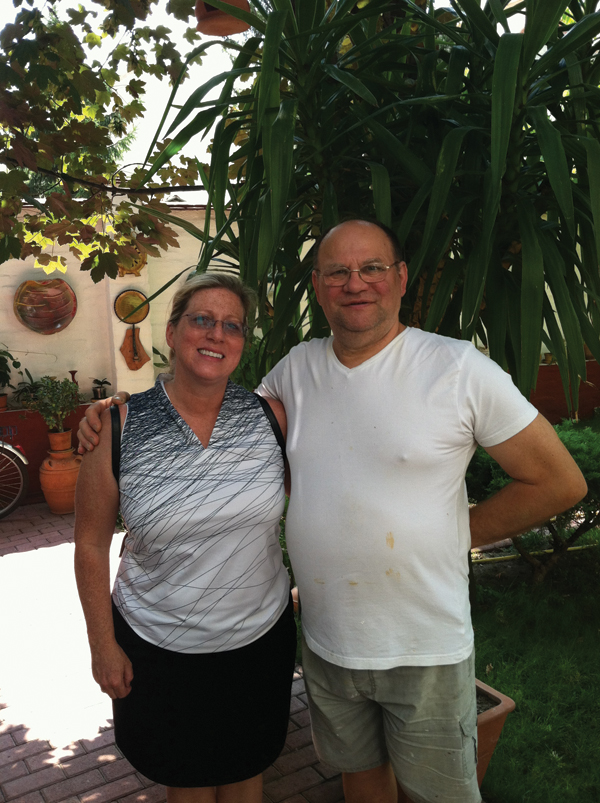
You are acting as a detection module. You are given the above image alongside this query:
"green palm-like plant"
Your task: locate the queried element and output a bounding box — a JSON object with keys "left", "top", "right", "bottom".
{"left": 137, "top": 0, "right": 600, "bottom": 407}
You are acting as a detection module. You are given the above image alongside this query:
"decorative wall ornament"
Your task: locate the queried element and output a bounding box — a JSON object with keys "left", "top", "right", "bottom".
{"left": 114, "top": 290, "right": 151, "bottom": 371}
{"left": 13, "top": 279, "right": 77, "bottom": 335}
{"left": 117, "top": 242, "right": 147, "bottom": 277}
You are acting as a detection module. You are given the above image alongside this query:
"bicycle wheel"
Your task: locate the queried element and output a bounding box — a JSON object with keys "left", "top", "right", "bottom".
{"left": 0, "top": 447, "right": 29, "bottom": 520}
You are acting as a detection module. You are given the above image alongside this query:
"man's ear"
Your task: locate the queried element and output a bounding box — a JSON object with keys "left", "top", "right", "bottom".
{"left": 398, "top": 261, "right": 408, "bottom": 297}
{"left": 312, "top": 270, "right": 321, "bottom": 304}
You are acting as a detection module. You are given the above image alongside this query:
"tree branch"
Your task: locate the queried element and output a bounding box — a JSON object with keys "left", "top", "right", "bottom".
{"left": 2, "top": 158, "right": 206, "bottom": 198}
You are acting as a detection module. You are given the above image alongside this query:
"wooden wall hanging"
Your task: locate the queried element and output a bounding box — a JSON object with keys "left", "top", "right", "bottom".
{"left": 114, "top": 290, "right": 151, "bottom": 371}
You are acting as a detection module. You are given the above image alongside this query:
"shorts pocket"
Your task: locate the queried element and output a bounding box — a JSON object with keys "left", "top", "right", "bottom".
{"left": 459, "top": 708, "right": 478, "bottom": 779}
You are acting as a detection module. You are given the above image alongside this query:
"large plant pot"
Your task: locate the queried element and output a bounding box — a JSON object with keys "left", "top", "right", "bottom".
{"left": 39, "top": 446, "right": 82, "bottom": 514}
{"left": 48, "top": 430, "right": 72, "bottom": 451}
{"left": 195, "top": 0, "right": 250, "bottom": 35}
{"left": 0, "top": 394, "right": 7, "bottom": 411}
{"left": 397, "top": 679, "right": 515, "bottom": 803}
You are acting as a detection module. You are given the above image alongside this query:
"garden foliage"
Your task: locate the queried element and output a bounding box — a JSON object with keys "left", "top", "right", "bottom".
{"left": 467, "top": 420, "right": 600, "bottom": 582}
{"left": 21, "top": 375, "right": 86, "bottom": 432}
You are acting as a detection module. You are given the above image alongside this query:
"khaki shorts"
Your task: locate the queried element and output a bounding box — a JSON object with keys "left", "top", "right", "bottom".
{"left": 302, "top": 638, "right": 482, "bottom": 803}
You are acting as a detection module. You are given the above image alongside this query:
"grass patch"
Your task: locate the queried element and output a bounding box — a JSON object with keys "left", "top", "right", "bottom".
{"left": 474, "top": 547, "right": 600, "bottom": 802}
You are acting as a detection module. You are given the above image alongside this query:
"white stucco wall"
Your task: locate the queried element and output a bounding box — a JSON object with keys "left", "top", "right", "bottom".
{"left": 0, "top": 206, "right": 213, "bottom": 401}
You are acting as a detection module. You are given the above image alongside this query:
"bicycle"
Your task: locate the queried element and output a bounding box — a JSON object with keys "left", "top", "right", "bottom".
{"left": 0, "top": 425, "right": 29, "bottom": 520}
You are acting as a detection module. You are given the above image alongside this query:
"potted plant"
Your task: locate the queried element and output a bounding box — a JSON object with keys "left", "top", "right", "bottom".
{"left": 91, "top": 377, "right": 112, "bottom": 400}
{"left": 0, "top": 346, "right": 21, "bottom": 410}
{"left": 21, "top": 376, "right": 85, "bottom": 514}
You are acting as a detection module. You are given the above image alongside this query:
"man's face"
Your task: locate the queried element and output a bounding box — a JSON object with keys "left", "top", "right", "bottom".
{"left": 311, "top": 221, "right": 408, "bottom": 342}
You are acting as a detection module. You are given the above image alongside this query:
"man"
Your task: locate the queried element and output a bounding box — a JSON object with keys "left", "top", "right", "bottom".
{"left": 80, "top": 219, "right": 586, "bottom": 803}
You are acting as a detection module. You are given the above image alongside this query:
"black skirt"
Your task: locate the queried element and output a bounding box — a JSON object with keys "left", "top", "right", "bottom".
{"left": 112, "top": 596, "right": 296, "bottom": 787}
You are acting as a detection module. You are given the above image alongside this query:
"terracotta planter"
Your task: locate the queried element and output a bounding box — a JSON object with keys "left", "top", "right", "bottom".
{"left": 195, "top": 0, "right": 250, "bottom": 35}
{"left": 0, "top": 394, "right": 7, "bottom": 411}
{"left": 48, "top": 430, "right": 72, "bottom": 451}
{"left": 398, "top": 679, "right": 515, "bottom": 803}
{"left": 39, "top": 446, "right": 82, "bottom": 514}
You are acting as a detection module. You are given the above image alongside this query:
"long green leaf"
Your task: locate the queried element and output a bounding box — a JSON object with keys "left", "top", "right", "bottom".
{"left": 266, "top": 99, "right": 297, "bottom": 234}
{"left": 322, "top": 64, "right": 378, "bottom": 106}
{"left": 541, "top": 293, "right": 573, "bottom": 415}
{"left": 582, "top": 137, "right": 600, "bottom": 266}
{"left": 531, "top": 11, "right": 600, "bottom": 79}
{"left": 491, "top": 34, "right": 523, "bottom": 194}
{"left": 454, "top": 0, "right": 499, "bottom": 44}
{"left": 517, "top": 198, "right": 544, "bottom": 397}
{"left": 137, "top": 105, "right": 225, "bottom": 186}
{"left": 522, "top": 0, "right": 567, "bottom": 73}
{"left": 257, "top": 11, "right": 288, "bottom": 129}
{"left": 364, "top": 118, "right": 432, "bottom": 185}
{"left": 488, "top": 0, "right": 510, "bottom": 34}
{"left": 528, "top": 105, "right": 575, "bottom": 239}
{"left": 368, "top": 162, "right": 391, "bottom": 227}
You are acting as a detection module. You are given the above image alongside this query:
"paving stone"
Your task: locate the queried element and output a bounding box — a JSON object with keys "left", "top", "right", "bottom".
{"left": 303, "top": 776, "right": 344, "bottom": 803}
{"left": 263, "top": 767, "right": 321, "bottom": 802}
{"left": 3, "top": 792, "right": 44, "bottom": 803}
{"left": 41, "top": 770, "right": 104, "bottom": 803}
{"left": 291, "top": 679, "right": 305, "bottom": 697}
{"left": 99, "top": 760, "right": 136, "bottom": 782}
{"left": 285, "top": 726, "right": 314, "bottom": 751}
{"left": 272, "top": 797, "right": 306, "bottom": 803}
{"left": 313, "top": 763, "right": 339, "bottom": 781}
{"left": 26, "top": 746, "right": 85, "bottom": 773}
{"left": 298, "top": 694, "right": 308, "bottom": 706}
{"left": 10, "top": 732, "right": 39, "bottom": 746}
{"left": 2, "top": 766, "right": 65, "bottom": 799}
{"left": 289, "top": 697, "right": 306, "bottom": 715}
{"left": 262, "top": 766, "right": 281, "bottom": 784}
{"left": 290, "top": 709, "right": 311, "bottom": 729}
{"left": 118, "top": 786, "right": 167, "bottom": 803}
{"left": 78, "top": 774, "right": 142, "bottom": 803}
{"left": 0, "top": 743, "right": 52, "bottom": 769}
{"left": 273, "top": 745, "right": 318, "bottom": 775}
{"left": 0, "top": 547, "right": 18, "bottom": 557}
{"left": 0, "top": 735, "right": 15, "bottom": 752}
{"left": 80, "top": 732, "right": 115, "bottom": 753}
{"left": 133, "top": 774, "right": 155, "bottom": 789}
{"left": 0, "top": 761, "right": 28, "bottom": 784}
{"left": 286, "top": 722, "right": 298, "bottom": 734}
{"left": 59, "top": 748, "right": 121, "bottom": 778}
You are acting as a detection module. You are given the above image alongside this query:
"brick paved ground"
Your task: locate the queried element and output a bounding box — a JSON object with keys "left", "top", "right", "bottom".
{"left": 0, "top": 504, "right": 343, "bottom": 803}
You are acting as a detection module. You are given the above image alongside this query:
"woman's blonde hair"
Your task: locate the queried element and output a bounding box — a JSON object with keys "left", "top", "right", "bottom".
{"left": 167, "top": 273, "right": 256, "bottom": 368}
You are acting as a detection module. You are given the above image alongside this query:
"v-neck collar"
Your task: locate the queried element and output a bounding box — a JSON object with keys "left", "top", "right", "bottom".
{"left": 158, "top": 378, "right": 231, "bottom": 450}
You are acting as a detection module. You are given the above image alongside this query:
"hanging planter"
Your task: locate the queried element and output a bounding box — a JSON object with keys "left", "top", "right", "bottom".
{"left": 195, "top": 0, "right": 250, "bottom": 36}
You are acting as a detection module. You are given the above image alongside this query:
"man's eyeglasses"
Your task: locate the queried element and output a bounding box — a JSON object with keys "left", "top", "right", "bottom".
{"left": 181, "top": 314, "right": 248, "bottom": 339}
{"left": 316, "top": 262, "right": 398, "bottom": 287}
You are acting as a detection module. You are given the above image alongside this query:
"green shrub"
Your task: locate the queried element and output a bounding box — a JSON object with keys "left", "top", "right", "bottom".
{"left": 467, "top": 421, "right": 600, "bottom": 583}
{"left": 22, "top": 376, "right": 85, "bottom": 432}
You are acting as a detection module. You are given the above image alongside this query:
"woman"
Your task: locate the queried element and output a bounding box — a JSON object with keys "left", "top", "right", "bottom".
{"left": 74, "top": 274, "right": 296, "bottom": 803}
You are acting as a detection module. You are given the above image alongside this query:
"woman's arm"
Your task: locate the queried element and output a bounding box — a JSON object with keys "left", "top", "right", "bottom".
{"left": 263, "top": 397, "right": 291, "bottom": 496}
{"left": 74, "top": 406, "right": 133, "bottom": 699}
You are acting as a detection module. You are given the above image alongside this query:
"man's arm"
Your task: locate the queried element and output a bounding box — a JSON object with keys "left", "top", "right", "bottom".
{"left": 469, "top": 414, "right": 587, "bottom": 548}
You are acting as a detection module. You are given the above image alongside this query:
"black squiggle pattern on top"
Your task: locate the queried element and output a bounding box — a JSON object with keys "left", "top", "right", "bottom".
{"left": 112, "top": 380, "right": 289, "bottom": 654}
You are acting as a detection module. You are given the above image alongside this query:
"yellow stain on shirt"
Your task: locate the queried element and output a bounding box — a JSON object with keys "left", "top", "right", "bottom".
{"left": 386, "top": 532, "right": 395, "bottom": 549}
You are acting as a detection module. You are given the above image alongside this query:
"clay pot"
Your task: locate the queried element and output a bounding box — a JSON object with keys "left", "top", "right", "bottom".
{"left": 195, "top": 0, "right": 250, "bottom": 35}
{"left": 39, "top": 446, "right": 82, "bottom": 514}
{"left": 48, "top": 430, "right": 72, "bottom": 451}
{"left": 0, "top": 394, "right": 7, "bottom": 410}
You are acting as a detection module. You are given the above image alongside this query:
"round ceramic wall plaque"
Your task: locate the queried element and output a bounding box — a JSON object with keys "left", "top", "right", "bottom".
{"left": 13, "top": 279, "right": 77, "bottom": 335}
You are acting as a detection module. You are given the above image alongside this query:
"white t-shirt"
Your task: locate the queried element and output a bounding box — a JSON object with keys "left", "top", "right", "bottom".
{"left": 257, "top": 327, "right": 538, "bottom": 669}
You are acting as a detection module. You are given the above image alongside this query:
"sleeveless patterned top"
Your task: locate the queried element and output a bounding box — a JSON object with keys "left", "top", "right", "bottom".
{"left": 112, "top": 380, "right": 290, "bottom": 653}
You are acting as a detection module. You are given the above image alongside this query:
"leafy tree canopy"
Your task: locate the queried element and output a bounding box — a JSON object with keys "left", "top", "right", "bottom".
{"left": 0, "top": 0, "right": 202, "bottom": 280}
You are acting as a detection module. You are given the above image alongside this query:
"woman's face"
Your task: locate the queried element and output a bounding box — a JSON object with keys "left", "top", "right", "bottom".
{"left": 166, "top": 288, "right": 246, "bottom": 385}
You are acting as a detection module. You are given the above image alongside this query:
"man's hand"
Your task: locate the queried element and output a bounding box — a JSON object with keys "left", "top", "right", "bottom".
{"left": 77, "top": 392, "right": 130, "bottom": 453}
{"left": 91, "top": 640, "right": 134, "bottom": 699}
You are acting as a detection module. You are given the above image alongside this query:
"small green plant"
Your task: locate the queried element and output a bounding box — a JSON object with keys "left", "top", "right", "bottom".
{"left": 467, "top": 421, "right": 600, "bottom": 583}
{"left": 11, "top": 368, "right": 42, "bottom": 407}
{"left": 152, "top": 346, "right": 170, "bottom": 370}
{"left": 92, "top": 378, "right": 112, "bottom": 389}
{"left": 0, "top": 346, "right": 21, "bottom": 392}
{"left": 22, "top": 376, "right": 85, "bottom": 432}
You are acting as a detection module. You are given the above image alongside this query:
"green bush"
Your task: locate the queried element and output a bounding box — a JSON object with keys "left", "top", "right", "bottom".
{"left": 467, "top": 421, "right": 600, "bottom": 583}
{"left": 22, "top": 376, "right": 85, "bottom": 432}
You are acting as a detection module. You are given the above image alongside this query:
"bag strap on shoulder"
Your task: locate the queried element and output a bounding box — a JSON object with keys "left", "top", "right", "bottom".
{"left": 253, "top": 393, "right": 286, "bottom": 461}
{"left": 110, "top": 404, "right": 121, "bottom": 483}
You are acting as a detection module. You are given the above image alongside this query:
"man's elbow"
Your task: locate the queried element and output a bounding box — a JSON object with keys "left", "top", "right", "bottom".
{"left": 556, "top": 469, "right": 587, "bottom": 513}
